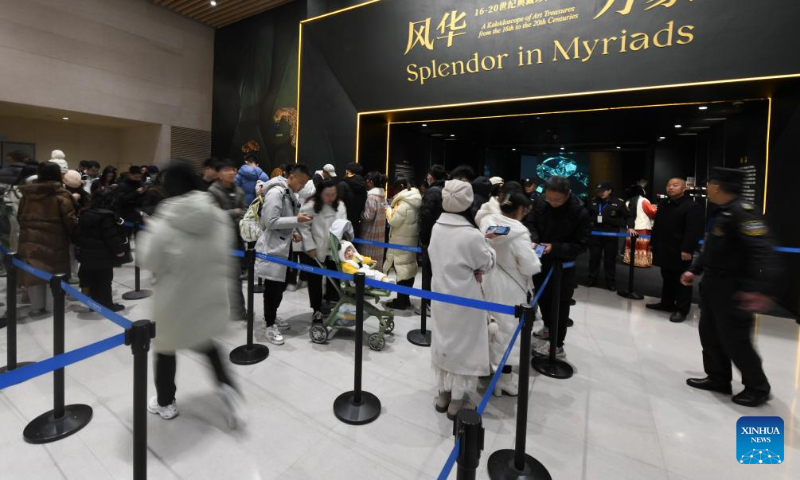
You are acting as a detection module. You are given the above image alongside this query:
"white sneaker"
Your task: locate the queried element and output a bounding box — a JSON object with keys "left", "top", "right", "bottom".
{"left": 312, "top": 311, "right": 324, "bottom": 323}
{"left": 533, "top": 326, "right": 549, "bottom": 340}
{"left": 147, "top": 396, "right": 179, "bottom": 420}
{"left": 217, "top": 384, "right": 247, "bottom": 430}
{"left": 493, "top": 372, "right": 519, "bottom": 397}
{"left": 298, "top": 280, "right": 308, "bottom": 289}
{"left": 266, "top": 325, "right": 285, "bottom": 345}
{"left": 286, "top": 283, "right": 298, "bottom": 292}
{"left": 533, "top": 343, "right": 566, "bottom": 358}
{"left": 275, "top": 316, "right": 290, "bottom": 331}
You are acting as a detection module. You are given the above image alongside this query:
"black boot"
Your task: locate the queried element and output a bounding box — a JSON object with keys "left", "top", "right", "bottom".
{"left": 686, "top": 377, "right": 732, "bottom": 394}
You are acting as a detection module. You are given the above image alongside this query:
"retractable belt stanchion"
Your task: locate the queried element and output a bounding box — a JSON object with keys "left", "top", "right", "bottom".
{"left": 454, "top": 409, "right": 484, "bottom": 480}
{"left": 1, "top": 252, "right": 34, "bottom": 373}
{"left": 531, "top": 262, "right": 573, "bottom": 379}
{"left": 23, "top": 274, "right": 93, "bottom": 443}
{"left": 122, "top": 238, "right": 152, "bottom": 301}
{"left": 488, "top": 304, "right": 551, "bottom": 480}
{"left": 333, "top": 272, "right": 381, "bottom": 425}
{"left": 407, "top": 297, "right": 431, "bottom": 347}
{"left": 125, "top": 319, "right": 155, "bottom": 480}
{"left": 618, "top": 232, "right": 644, "bottom": 300}
{"left": 230, "top": 248, "right": 269, "bottom": 365}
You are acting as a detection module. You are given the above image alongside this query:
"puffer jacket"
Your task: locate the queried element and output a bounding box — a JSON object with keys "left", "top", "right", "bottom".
{"left": 17, "top": 182, "right": 77, "bottom": 286}
{"left": 137, "top": 190, "right": 232, "bottom": 353}
{"left": 298, "top": 199, "right": 347, "bottom": 262}
{"left": 235, "top": 165, "right": 269, "bottom": 205}
{"left": 208, "top": 180, "right": 246, "bottom": 227}
{"left": 383, "top": 187, "right": 422, "bottom": 281}
{"left": 75, "top": 208, "right": 126, "bottom": 270}
{"left": 255, "top": 176, "right": 303, "bottom": 281}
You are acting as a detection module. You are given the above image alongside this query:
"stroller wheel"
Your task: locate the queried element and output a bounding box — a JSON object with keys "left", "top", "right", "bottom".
{"left": 384, "top": 318, "right": 395, "bottom": 334}
{"left": 368, "top": 333, "right": 385, "bottom": 351}
{"left": 309, "top": 324, "right": 328, "bottom": 344}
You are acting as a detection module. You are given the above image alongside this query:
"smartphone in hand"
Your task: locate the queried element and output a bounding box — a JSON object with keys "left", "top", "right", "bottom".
{"left": 534, "top": 244, "right": 546, "bottom": 257}
{"left": 486, "top": 226, "right": 511, "bottom": 236}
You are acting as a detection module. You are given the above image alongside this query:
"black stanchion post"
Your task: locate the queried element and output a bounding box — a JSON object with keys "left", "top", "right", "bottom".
{"left": 125, "top": 319, "right": 156, "bottom": 480}
{"left": 230, "top": 249, "right": 269, "bottom": 365}
{"left": 532, "top": 263, "right": 573, "bottom": 379}
{"left": 407, "top": 296, "right": 431, "bottom": 347}
{"left": 488, "top": 305, "right": 551, "bottom": 480}
{"left": 333, "top": 272, "right": 381, "bottom": 425}
{"left": 1, "top": 252, "right": 33, "bottom": 373}
{"left": 23, "top": 274, "right": 93, "bottom": 444}
{"left": 122, "top": 261, "right": 153, "bottom": 300}
{"left": 454, "top": 409, "right": 484, "bottom": 480}
{"left": 618, "top": 232, "right": 644, "bottom": 300}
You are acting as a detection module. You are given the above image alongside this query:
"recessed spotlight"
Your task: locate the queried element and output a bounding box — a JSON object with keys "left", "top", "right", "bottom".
{"left": 210, "top": 0, "right": 217, "bottom": 6}
{"left": 450, "top": 134, "right": 455, "bottom": 137}
{"left": 62, "top": 116, "right": 69, "bottom": 121}
{"left": 560, "top": 146, "right": 565, "bottom": 151}
{"left": 674, "top": 124, "right": 682, "bottom": 129}
{"left": 616, "top": 146, "right": 621, "bottom": 149}
{"left": 421, "top": 123, "right": 427, "bottom": 127}
{"left": 658, "top": 136, "right": 666, "bottom": 141}
{"left": 512, "top": 148, "right": 516, "bottom": 151}
{"left": 698, "top": 106, "right": 708, "bottom": 110}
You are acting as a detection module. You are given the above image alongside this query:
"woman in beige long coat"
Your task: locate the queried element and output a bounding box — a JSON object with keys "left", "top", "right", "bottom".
{"left": 383, "top": 178, "right": 422, "bottom": 310}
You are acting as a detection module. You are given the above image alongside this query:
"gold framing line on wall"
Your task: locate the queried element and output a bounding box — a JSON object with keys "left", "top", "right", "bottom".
{"left": 294, "top": 21, "right": 303, "bottom": 163}
{"left": 379, "top": 97, "right": 773, "bottom": 207}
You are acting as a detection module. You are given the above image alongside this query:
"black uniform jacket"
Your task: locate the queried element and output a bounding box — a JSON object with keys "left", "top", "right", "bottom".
{"left": 651, "top": 194, "right": 703, "bottom": 270}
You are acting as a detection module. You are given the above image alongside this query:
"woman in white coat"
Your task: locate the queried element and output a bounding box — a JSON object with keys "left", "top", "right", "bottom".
{"left": 429, "top": 180, "right": 496, "bottom": 420}
{"left": 383, "top": 178, "right": 422, "bottom": 310}
{"left": 137, "top": 162, "right": 245, "bottom": 428}
{"left": 298, "top": 178, "right": 347, "bottom": 322}
{"left": 480, "top": 192, "right": 541, "bottom": 397}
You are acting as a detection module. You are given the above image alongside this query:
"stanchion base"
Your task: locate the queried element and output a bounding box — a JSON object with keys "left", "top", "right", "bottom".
{"left": 333, "top": 391, "right": 381, "bottom": 425}
{"left": 488, "top": 449, "right": 551, "bottom": 480}
{"left": 23, "top": 404, "right": 93, "bottom": 444}
{"left": 122, "top": 289, "right": 153, "bottom": 300}
{"left": 0, "top": 361, "right": 35, "bottom": 373}
{"left": 531, "top": 357, "right": 573, "bottom": 379}
{"left": 253, "top": 285, "right": 265, "bottom": 294}
{"left": 617, "top": 290, "right": 644, "bottom": 300}
{"left": 229, "top": 344, "right": 269, "bottom": 365}
{"left": 407, "top": 329, "right": 431, "bottom": 347}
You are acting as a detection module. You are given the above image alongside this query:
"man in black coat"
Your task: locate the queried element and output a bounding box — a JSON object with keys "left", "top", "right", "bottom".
{"left": 587, "top": 182, "right": 635, "bottom": 291}
{"left": 530, "top": 176, "right": 591, "bottom": 358}
{"left": 648, "top": 177, "right": 703, "bottom": 323}
{"left": 337, "top": 162, "right": 367, "bottom": 237}
{"left": 0, "top": 151, "right": 38, "bottom": 185}
{"left": 417, "top": 164, "right": 447, "bottom": 315}
{"left": 115, "top": 166, "right": 146, "bottom": 226}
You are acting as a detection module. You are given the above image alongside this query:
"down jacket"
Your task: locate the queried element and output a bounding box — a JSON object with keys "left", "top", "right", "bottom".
{"left": 235, "top": 165, "right": 269, "bottom": 205}
{"left": 255, "top": 176, "right": 303, "bottom": 281}
{"left": 137, "top": 191, "right": 232, "bottom": 353}
{"left": 383, "top": 187, "right": 422, "bottom": 281}
{"left": 75, "top": 208, "right": 126, "bottom": 270}
{"left": 17, "top": 182, "right": 77, "bottom": 286}
{"left": 298, "top": 199, "right": 347, "bottom": 262}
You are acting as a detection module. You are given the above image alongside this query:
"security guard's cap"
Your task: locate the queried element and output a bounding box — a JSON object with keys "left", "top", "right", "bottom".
{"left": 596, "top": 182, "right": 612, "bottom": 191}
{"left": 707, "top": 167, "right": 744, "bottom": 192}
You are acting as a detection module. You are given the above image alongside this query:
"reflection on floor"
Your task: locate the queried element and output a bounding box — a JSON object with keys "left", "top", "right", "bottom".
{"left": 1, "top": 263, "right": 799, "bottom": 479}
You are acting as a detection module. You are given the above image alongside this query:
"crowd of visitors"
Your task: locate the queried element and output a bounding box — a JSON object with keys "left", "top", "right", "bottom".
{"left": 0, "top": 146, "right": 779, "bottom": 428}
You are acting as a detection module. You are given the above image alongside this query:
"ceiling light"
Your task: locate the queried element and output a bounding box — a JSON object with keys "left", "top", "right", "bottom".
{"left": 210, "top": 0, "right": 217, "bottom": 6}
{"left": 62, "top": 116, "right": 69, "bottom": 120}
{"left": 616, "top": 146, "right": 621, "bottom": 149}
{"left": 512, "top": 148, "right": 516, "bottom": 151}
{"left": 674, "top": 124, "right": 682, "bottom": 128}
{"left": 658, "top": 136, "right": 666, "bottom": 141}
{"left": 421, "top": 123, "right": 427, "bottom": 127}
{"left": 698, "top": 106, "right": 708, "bottom": 110}
{"left": 560, "top": 146, "right": 565, "bottom": 150}
{"left": 450, "top": 134, "right": 455, "bottom": 137}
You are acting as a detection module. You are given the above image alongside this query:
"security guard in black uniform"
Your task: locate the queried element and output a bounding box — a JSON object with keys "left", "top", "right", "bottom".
{"left": 681, "top": 167, "right": 778, "bottom": 407}
{"left": 587, "top": 182, "right": 635, "bottom": 291}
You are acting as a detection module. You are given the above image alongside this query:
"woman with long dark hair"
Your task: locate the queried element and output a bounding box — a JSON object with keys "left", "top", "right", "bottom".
{"left": 298, "top": 178, "right": 347, "bottom": 322}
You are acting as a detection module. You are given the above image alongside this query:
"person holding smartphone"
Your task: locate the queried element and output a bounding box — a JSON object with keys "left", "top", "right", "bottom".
{"left": 480, "top": 192, "right": 541, "bottom": 396}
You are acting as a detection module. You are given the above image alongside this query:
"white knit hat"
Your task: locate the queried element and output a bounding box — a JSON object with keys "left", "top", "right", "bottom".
{"left": 441, "top": 180, "right": 474, "bottom": 213}
{"left": 49, "top": 149, "right": 68, "bottom": 173}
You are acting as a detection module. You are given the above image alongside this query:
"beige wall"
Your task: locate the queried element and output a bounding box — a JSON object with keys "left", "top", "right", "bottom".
{"left": 0, "top": 0, "right": 214, "bottom": 131}
{"left": 0, "top": 114, "right": 119, "bottom": 167}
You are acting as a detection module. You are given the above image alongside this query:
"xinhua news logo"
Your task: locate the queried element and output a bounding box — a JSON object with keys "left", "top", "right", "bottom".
{"left": 737, "top": 416, "right": 784, "bottom": 465}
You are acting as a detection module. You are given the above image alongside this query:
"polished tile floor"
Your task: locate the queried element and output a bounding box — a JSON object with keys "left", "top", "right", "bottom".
{"left": 1, "top": 262, "right": 799, "bottom": 479}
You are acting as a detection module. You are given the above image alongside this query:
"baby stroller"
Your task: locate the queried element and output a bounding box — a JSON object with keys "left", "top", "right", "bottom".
{"left": 308, "top": 219, "right": 395, "bottom": 351}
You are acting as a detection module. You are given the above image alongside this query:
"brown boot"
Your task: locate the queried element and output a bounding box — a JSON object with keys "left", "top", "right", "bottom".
{"left": 435, "top": 391, "right": 451, "bottom": 413}
{"left": 446, "top": 397, "right": 463, "bottom": 420}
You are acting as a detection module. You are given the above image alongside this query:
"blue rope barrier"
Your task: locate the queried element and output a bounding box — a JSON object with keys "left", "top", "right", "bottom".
{"left": 11, "top": 257, "right": 53, "bottom": 281}
{"left": 592, "top": 231, "right": 651, "bottom": 240}
{"left": 351, "top": 238, "right": 422, "bottom": 253}
{"left": 0, "top": 333, "right": 126, "bottom": 390}
{"left": 437, "top": 265, "right": 556, "bottom": 480}
{"left": 61, "top": 283, "right": 132, "bottom": 329}
{"left": 254, "top": 251, "right": 354, "bottom": 282}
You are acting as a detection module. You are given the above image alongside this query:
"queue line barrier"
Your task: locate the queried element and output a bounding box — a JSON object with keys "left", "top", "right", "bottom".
{"left": 0, "top": 247, "right": 153, "bottom": 480}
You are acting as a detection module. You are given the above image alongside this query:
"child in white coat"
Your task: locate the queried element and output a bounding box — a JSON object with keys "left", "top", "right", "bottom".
{"left": 339, "top": 241, "right": 395, "bottom": 283}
